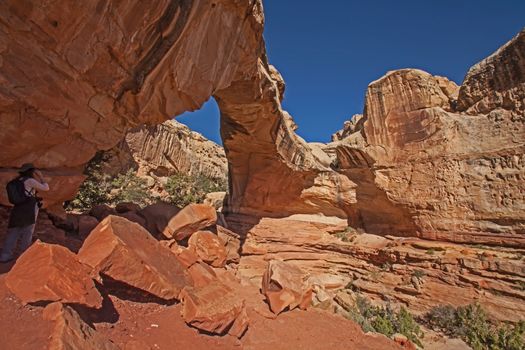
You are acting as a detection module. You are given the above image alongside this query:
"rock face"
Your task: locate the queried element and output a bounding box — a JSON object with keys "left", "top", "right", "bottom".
{"left": 330, "top": 29, "right": 525, "bottom": 245}
{"left": 162, "top": 203, "right": 217, "bottom": 240}
{"left": 105, "top": 120, "right": 227, "bottom": 180}
{"left": 331, "top": 114, "right": 365, "bottom": 141}
{"left": 6, "top": 241, "right": 102, "bottom": 308}
{"left": 180, "top": 282, "right": 249, "bottom": 338}
{"left": 188, "top": 231, "right": 227, "bottom": 268}
{"left": 78, "top": 215, "right": 192, "bottom": 300}
{"left": 0, "top": 0, "right": 350, "bottom": 220}
{"left": 261, "top": 260, "right": 312, "bottom": 315}
{"left": 43, "top": 302, "right": 119, "bottom": 350}
{"left": 457, "top": 29, "right": 525, "bottom": 115}
{"left": 231, "top": 216, "right": 525, "bottom": 323}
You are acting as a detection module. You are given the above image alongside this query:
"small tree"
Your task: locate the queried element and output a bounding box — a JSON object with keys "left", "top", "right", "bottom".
{"left": 110, "top": 170, "right": 152, "bottom": 207}
{"left": 67, "top": 151, "right": 112, "bottom": 211}
{"left": 424, "top": 303, "right": 525, "bottom": 350}
{"left": 344, "top": 294, "right": 423, "bottom": 347}
{"left": 165, "top": 173, "right": 227, "bottom": 207}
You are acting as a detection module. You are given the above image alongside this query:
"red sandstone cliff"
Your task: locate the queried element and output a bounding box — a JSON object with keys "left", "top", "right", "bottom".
{"left": 331, "top": 29, "right": 525, "bottom": 246}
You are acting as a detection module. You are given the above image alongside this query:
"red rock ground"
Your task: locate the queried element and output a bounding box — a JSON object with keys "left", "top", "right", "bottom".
{"left": 0, "top": 274, "right": 400, "bottom": 350}
{"left": 0, "top": 209, "right": 402, "bottom": 350}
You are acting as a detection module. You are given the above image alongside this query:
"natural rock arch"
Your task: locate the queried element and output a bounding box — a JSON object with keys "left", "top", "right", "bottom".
{"left": 0, "top": 0, "right": 353, "bottom": 218}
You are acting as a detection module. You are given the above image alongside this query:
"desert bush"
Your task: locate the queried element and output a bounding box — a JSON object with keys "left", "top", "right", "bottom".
{"left": 67, "top": 151, "right": 112, "bottom": 211}
{"left": 67, "top": 152, "right": 155, "bottom": 211}
{"left": 424, "top": 303, "right": 525, "bottom": 350}
{"left": 165, "top": 173, "right": 227, "bottom": 208}
{"left": 412, "top": 269, "right": 426, "bottom": 279}
{"left": 110, "top": 169, "right": 152, "bottom": 207}
{"left": 345, "top": 295, "right": 423, "bottom": 347}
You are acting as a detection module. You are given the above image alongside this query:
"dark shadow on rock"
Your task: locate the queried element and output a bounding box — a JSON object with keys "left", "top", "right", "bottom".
{"left": 0, "top": 260, "right": 15, "bottom": 275}
{"left": 100, "top": 274, "right": 178, "bottom": 306}
{"left": 222, "top": 213, "right": 261, "bottom": 254}
{"left": 335, "top": 146, "right": 419, "bottom": 236}
{"left": 72, "top": 282, "right": 120, "bottom": 325}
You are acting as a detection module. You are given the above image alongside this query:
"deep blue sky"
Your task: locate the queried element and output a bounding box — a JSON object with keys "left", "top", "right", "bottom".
{"left": 177, "top": 0, "right": 525, "bottom": 144}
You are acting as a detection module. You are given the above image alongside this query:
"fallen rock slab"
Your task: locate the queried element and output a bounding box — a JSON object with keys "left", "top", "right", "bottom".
{"left": 78, "top": 215, "right": 99, "bottom": 239}
{"left": 117, "top": 211, "right": 147, "bottom": 228}
{"left": 216, "top": 225, "right": 241, "bottom": 263}
{"left": 43, "top": 302, "right": 119, "bottom": 350}
{"left": 188, "top": 230, "right": 227, "bottom": 268}
{"left": 115, "top": 202, "right": 141, "bottom": 213}
{"left": 262, "top": 260, "right": 312, "bottom": 315}
{"left": 162, "top": 204, "right": 217, "bottom": 240}
{"left": 78, "top": 215, "right": 192, "bottom": 300}
{"left": 187, "top": 262, "right": 218, "bottom": 288}
{"left": 5, "top": 241, "right": 102, "bottom": 308}
{"left": 89, "top": 204, "right": 117, "bottom": 221}
{"left": 180, "top": 282, "right": 249, "bottom": 338}
{"left": 138, "top": 202, "right": 181, "bottom": 236}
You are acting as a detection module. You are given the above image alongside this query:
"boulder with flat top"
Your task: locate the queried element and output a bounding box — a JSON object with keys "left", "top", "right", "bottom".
{"left": 78, "top": 215, "right": 192, "bottom": 300}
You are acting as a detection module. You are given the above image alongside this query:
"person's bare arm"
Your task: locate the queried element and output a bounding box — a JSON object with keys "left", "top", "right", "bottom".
{"left": 29, "top": 171, "right": 50, "bottom": 191}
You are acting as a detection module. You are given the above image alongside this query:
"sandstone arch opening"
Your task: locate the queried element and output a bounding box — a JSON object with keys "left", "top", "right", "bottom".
{"left": 177, "top": 98, "right": 222, "bottom": 146}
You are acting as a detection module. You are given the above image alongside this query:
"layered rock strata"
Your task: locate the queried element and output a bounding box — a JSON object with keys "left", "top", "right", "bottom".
{"left": 330, "top": 29, "right": 525, "bottom": 244}
{"left": 103, "top": 119, "right": 227, "bottom": 180}
{"left": 229, "top": 215, "right": 525, "bottom": 323}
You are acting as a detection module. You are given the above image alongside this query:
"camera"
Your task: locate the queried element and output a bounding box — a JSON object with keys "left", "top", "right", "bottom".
{"left": 35, "top": 196, "right": 43, "bottom": 208}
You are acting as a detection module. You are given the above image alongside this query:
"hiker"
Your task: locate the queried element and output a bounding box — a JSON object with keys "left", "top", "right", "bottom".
{"left": 0, "top": 163, "right": 49, "bottom": 263}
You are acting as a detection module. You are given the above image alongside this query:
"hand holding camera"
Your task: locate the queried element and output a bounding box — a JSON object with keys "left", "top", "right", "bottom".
{"left": 33, "top": 169, "right": 45, "bottom": 183}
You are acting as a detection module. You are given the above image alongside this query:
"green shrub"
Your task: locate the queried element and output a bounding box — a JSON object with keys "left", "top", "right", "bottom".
{"left": 425, "top": 304, "right": 457, "bottom": 332}
{"left": 67, "top": 151, "right": 112, "bottom": 211}
{"left": 165, "top": 173, "right": 227, "bottom": 208}
{"left": 345, "top": 295, "right": 423, "bottom": 347}
{"left": 412, "top": 269, "right": 426, "bottom": 279}
{"left": 424, "top": 304, "right": 525, "bottom": 350}
{"left": 67, "top": 152, "right": 155, "bottom": 211}
{"left": 110, "top": 169, "right": 152, "bottom": 207}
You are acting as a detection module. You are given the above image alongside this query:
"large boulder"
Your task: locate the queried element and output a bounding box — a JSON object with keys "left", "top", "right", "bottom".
{"left": 115, "top": 202, "right": 142, "bottom": 213}
{"left": 261, "top": 260, "right": 312, "bottom": 315}
{"left": 188, "top": 231, "right": 227, "bottom": 268}
{"left": 117, "top": 211, "right": 147, "bottom": 228}
{"left": 138, "top": 202, "right": 180, "bottom": 236}
{"left": 162, "top": 204, "right": 217, "bottom": 240}
{"left": 216, "top": 226, "right": 241, "bottom": 264}
{"left": 78, "top": 215, "right": 192, "bottom": 300}
{"left": 187, "top": 262, "right": 219, "bottom": 288}
{"left": 43, "top": 302, "right": 119, "bottom": 350}
{"left": 180, "top": 282, "right": 249, "bottom": 338}
{"left": 77, "top": 215, "right": 99, "bottom": 239}
{"left": 89, "top": 204, "right": 117, "bottom": 222}
{"left": 5, "top": 241, "right": 102, "bottom": 308}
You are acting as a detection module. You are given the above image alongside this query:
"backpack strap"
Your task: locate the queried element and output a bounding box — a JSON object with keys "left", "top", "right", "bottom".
{"left": 18, "top": 176, "right": 34, "bottom": 198}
